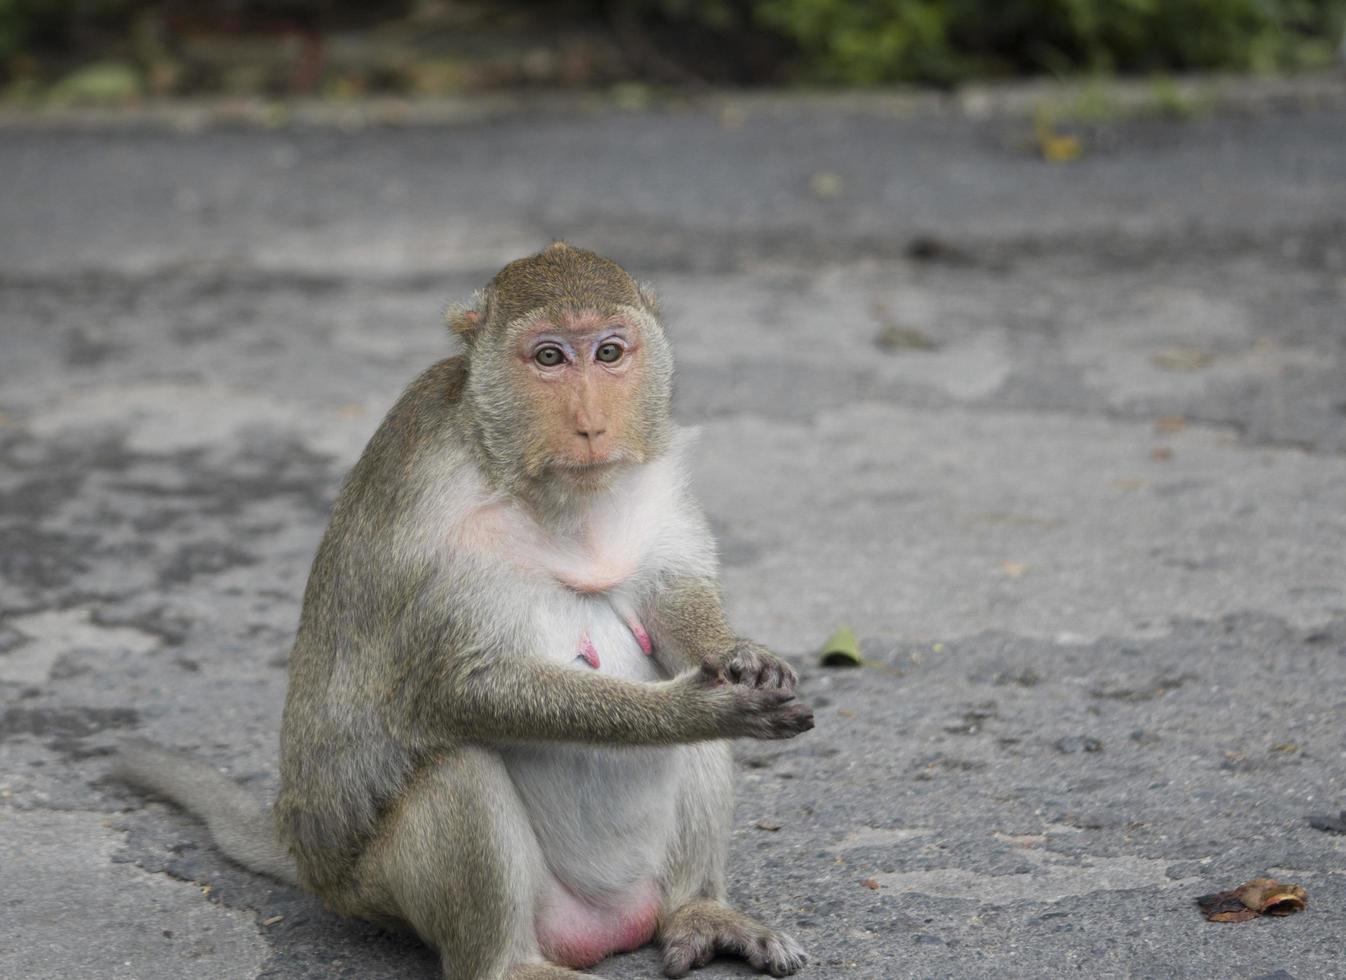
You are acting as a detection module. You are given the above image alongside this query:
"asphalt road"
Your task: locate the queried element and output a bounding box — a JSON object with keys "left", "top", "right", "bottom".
{"left": 1, "top": 88, "right": 1345, "bottom": 979}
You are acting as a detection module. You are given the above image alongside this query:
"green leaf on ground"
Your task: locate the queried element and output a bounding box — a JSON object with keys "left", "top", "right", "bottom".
{"left": 819, "top": 626, "right": 863, "bottom": 667}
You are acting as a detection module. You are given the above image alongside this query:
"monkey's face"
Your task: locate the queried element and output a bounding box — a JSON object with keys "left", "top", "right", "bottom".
{"left": 509, "top": 309, "right": 661, "bottom": 486}
{"left": 462, "top": 244, "right": 675, "bottom": 500}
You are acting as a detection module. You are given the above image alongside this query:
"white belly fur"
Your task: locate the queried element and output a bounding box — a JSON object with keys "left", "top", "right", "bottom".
{"left": 502, "top": 587, "right": 678, "bottom": 901}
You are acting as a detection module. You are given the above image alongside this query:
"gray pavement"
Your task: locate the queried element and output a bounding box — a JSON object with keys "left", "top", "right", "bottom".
{"left": 1, "top": 88, "right": 1345, "bottom": 979}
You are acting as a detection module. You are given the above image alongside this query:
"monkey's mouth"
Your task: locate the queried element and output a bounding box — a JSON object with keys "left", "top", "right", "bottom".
{"left": 552, "top": 457, "right": 628, "bottom": 483}
{"left": 558, "top": 459, "right": 619, "bottom": 474}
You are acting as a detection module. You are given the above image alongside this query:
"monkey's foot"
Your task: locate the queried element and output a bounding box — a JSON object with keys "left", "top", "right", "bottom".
{"left": 659, "top": 900, "right": 807, "bottom": 978}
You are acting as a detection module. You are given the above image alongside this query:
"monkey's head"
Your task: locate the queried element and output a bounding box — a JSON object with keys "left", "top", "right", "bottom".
{"left": 453, "top": 243, "right": 675, "bottom": 499}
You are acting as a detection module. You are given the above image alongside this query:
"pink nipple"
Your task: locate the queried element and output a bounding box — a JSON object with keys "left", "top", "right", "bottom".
{"left": 578, "top": 633, "right": 600, "bottom": 669}
{"left": 628, "top": 619, "right": 653, "bottom": 656}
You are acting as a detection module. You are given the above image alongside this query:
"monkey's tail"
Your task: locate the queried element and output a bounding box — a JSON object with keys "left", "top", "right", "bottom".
{"left": 110, "top": 738, "right": 300, "bottom": 887}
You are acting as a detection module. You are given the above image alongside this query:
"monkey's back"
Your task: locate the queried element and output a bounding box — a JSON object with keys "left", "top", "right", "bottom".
{"left": 275, "top": 358, "right": 474, "bottom": 901}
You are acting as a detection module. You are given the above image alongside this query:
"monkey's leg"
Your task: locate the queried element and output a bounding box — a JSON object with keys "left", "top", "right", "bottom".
{"left": 660, "top": 741, "right": 733, "bottom": 910}
{"left": 656, "top": 742, "right": 807, "bottom": 979}
{"left": 356, "top": 748, "right": 596, "bottom": 980}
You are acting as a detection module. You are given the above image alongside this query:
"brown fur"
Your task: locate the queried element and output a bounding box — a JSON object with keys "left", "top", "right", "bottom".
{"left": 482, "top": 241, "right": 645, "bottom": 332}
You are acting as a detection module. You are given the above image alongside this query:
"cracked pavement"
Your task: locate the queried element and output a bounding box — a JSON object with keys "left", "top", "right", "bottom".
{"left": 1, "top": 90, "right": 1345, "bottom": 979}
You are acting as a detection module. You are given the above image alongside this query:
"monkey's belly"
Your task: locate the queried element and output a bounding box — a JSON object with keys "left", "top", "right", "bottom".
{"left": 507, "top": 591, "right": 675, "bottom": 965}
{"left": 504, "top": 743, "right": 680, "bottom": 886}
{"left": 502, "top": 744, "right": 681, "bottom": 965}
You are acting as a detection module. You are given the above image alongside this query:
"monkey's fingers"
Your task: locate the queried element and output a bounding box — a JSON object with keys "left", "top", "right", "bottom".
{"left": 767, "top": 660, "right": 799, "bottom": 692}
{"left": 745, "top": 698, "right": 813, "bottom": 741}
{"left": 699, "top": 660, "right": 730, "bottom": 685}
{"left": 724, "top": 646, "right": 799, "bottom": 692}
{"left": 726, "top": 655, "right": 767, "bottom": 688}
{"left": 735, "top": 687, "right": 796, "bottom": 710}
{"left": 769, "top": 702, "right": 815, "bottom": 739}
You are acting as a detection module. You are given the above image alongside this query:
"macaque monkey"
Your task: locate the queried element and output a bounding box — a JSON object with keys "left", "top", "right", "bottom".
{"left": 114, "top": 243, "right": 813, "bottom": 979}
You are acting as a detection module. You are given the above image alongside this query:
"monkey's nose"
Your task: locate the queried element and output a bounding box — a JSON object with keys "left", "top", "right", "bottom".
{"left": 575, "top": 426, "right": 611, "bottom": 463}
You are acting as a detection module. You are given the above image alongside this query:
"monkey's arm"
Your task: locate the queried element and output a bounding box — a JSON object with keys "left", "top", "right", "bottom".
{"left": 645, "top": 578, "right": 798, "bottom": 691}
{"left": 426, "top": 655, "right": 809, "bottom": 745}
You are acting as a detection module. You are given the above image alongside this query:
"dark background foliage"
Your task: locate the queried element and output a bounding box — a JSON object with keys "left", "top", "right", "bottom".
{"left": 1, "top": 0, "right": 1343, "bottom": 97}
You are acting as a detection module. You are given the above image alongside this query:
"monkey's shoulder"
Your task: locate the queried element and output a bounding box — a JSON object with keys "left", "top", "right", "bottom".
{"left": 406, "top": 355, "right": 469, "bottom": 403}
{"left": 329, "top": 358, "right": 474, "bottom": 519}
{"left": 378, "top": 357, "right": 471, "bottom": 445}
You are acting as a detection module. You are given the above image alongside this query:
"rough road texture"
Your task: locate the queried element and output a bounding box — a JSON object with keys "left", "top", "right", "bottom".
{"left": 1, "top": 93, "right": 1344, "bottom": 979}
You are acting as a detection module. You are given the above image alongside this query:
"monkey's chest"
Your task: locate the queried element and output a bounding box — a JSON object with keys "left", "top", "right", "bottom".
{"left": 533, "top": 590, "right": 664, "bottom": 682}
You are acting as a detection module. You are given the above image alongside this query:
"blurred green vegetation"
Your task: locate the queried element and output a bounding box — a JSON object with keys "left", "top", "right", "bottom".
{"left": 642, "top": 0, "right": 1345, "bottom": 84}
{"left": 2, "top": 0, "right": 1343, "bottom": 99}
{"left": 750, "top": 0, "right": 1346, "bottom": 83}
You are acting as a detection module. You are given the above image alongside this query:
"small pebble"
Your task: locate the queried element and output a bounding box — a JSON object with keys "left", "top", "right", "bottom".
{"left": 1055, "top": 735, "right": 1103, "bottom": 754}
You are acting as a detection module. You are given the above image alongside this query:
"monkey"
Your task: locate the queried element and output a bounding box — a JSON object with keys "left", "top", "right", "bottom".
{"left": 112, "top": 242, "right": 814, "bottom": 980}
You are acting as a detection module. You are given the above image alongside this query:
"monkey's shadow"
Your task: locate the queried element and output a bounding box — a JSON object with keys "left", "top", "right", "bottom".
{"left": 116, "top": 800, "right": 438, "bottom": 978}
{"left": 115, "top": 799, "right": 763, "bottom": 978}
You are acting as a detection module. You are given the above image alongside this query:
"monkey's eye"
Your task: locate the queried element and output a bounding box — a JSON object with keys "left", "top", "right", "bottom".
{"left": 534, "top": 345, "right": 565, "bottom": 367}
{"left": 595, "top": 342, "right": 624, "bottom": 364}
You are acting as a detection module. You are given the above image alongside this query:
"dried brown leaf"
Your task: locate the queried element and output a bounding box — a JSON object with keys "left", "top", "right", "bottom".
{"left": 1197, "top": 892, "right": 1259, "bottom": 922}
{"left": 1236, "top": 878, "right": 1307, "bottom": 916}
{"left": 1197, "top": 877, "right": 1307, "bottom": 923}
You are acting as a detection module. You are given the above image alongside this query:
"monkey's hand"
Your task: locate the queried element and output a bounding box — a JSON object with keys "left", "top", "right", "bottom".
{"left": 702, "top": 640, "right": 799, "bottom": 692}
{"left": 681, "top": 662, "right": 814, "bottom": 740}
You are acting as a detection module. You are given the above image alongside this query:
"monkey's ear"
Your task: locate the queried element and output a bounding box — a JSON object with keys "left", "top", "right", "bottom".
{"left": 447, "top": 308, "right": 482, "bottom": 335}
{"left": 447, "top": 291, "right": 488, "bottom": 343}
{"left": 637, "top": 283, "right": 661, "bottom": 318}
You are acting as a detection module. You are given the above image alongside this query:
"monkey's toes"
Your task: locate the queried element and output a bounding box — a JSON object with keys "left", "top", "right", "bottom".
{"left": 661, "top": 937, "right": 715, "bottom": 978}
{"left": 661, "top": 917, "right": 806, "bottom": 978}
{"left": 752, "top": 932, "right": 807, "bottom": 977}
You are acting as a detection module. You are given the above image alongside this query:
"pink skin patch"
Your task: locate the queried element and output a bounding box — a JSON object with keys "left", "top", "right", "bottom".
{"left": 577, "top": 633, "right": 600, "bottom": 669}
{"left": 536, "top": 882, "right": 661, "bottom": 970}
{"left": 627, "top": 618, "right": 653, "bottom": 656}
{"left": 557, "top": 572, "right": 629, "bottom": 595}
{"left": 553, "top": 551, "right": 638, "bottom": 596}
